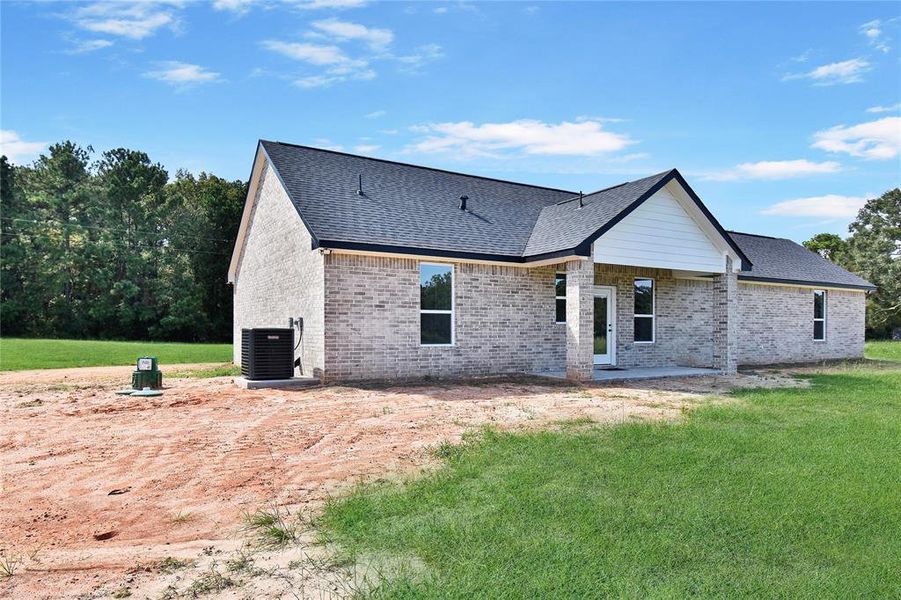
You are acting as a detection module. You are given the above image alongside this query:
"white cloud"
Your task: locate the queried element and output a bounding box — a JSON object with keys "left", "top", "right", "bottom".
{"left": 761, "top": 194, "right": 868, "bottom": 219}
{"left": 262, "top": 40, "right": 351, "bottom": 65}
{"left": 365, "top": 110, "right": 386, "bottom": 119}
{"left": 262, "top": 36, "right": 375, "bottom": 85}
{"left": 866, "top": 103, "right": 901, "bottom": 114}
{"left": 702, "top": 160, "right": 842, "bottom": 181}
{"left": 783, "top": 58, "right": 871, "bottom": 85}
{"left": 407, "top": 119, "right": 633, "bottom": 158}
{"left": 262, "top": 39, "right": 375, "bottom": 82}
{"left": 353, "top": 144, "right": 380, "bottom": 154}
{"left": 0, "top": 130, "right": 49, "bottom": 165}
{"left": 310, "top": 19, "right": 393, "bottom": 50}
{"left": 297, "top": 0, "right": 367, "bottom": 9}
{"left": 66, "top": 39, "right": 114, "bottom": 54}
{"left": 143, "top": 61, "right": 222, "bottom": 86}
{"left": 433, "top": 6, "right": 448, "bottom": 14}
{"left": 790, "top": 49, "right": 812, "bottom": 63}
{"left": 212, "top": 0, "right": 257, "bottom": 13}
{"left": 860, "top": 19, "right": 891, "bottom": 53}
{"left": 396, "top": 43, "right": 444, "bottom": 71}
{"left": 68, "top": 1, "right": 180, "bottom": 40}
{"left": 213, "top": 0, "right": 366, "bottom": 11}
{"left": 263, "top": 14, "right": 439, "bottom": 89}
{"left": 812, "top": 117, "right": 901, "bottom": 160}
{"left": 313, "top": 138, "right": 344, "bottom": 151}
{"left": 293, "top": 69, "right": 374, "bottom": 87}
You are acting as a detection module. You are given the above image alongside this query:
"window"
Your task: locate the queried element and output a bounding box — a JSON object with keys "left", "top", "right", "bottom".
{"left": 634, "top": 278, "right": 655, "bottom": 343}
{"left": 555, "top": 273, "right": 566, "bottom": 323}
{"left": 420, "top": 263, "right": 453, "bottom": 345}
{"left": 814, "top": 290, "right": 826, "bottom": 341}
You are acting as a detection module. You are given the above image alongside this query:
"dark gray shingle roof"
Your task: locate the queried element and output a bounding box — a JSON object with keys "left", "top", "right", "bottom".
{"left": 523, "top": 171, "right": 672, "bottom": 256}
{"left": 261, "top": 140, "right": 573, "bottom": 258}
{"left": 730, "top": 232, "right": 875, "bottom": 289}
{"left": 258, "top": 141, "right": 872, "bottom": 289}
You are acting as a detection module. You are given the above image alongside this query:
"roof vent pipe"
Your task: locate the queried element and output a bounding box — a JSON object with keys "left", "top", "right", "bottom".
{"left": 578, "top": 191, "right": 584, "bottom": 209}
{"left": 356, "top": 174, "right": 364, "bottom": 196}
{"left": 459, "top": 195, "right": 468, "bottom": 210}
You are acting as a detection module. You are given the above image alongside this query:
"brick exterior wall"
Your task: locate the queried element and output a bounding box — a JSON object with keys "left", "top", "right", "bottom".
{"left": 736, "top": 283, "right": 866, "bottom": 365}
{"left": 321, "top": 253, "right": 565, "bottom": 381}
{"left": 565, "top": 259, "right": 594, "bottom": 381}
{"left": 232, "top": 162, "right": 325, "bottom": 378}
{"left": 712, "top": 258, "right": 739, "bottom": 374}
{"left": 593, "top": 264, "right": 715, "bottom": 368}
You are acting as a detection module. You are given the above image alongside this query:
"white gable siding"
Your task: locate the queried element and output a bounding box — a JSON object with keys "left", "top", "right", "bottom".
{"left": 592, "top": 187, "right": 726, "bottom": 273}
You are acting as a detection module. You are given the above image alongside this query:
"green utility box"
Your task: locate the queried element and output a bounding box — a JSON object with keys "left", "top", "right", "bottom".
{"left": 132, "top": 356, "right": 162, "bottom": 390}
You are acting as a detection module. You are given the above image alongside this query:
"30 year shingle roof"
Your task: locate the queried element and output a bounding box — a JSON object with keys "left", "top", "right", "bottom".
{"left": 257, "top": 141, "right": 872, "bottom": 290}
{"left": 261, "top": 140, "right": 574, "bottom": 259}
{"left": 523, "top": 171, "right": 673, "bottom": 256}
{"left": 730, "top": 232, "right": 874, "bottom": 289}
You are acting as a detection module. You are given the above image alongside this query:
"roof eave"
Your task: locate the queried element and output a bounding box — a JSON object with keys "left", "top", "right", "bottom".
{"left": 738, "top": 274, "right": 876, "bottom": 291}
{"left": 319, "top": 239, "right": 589, "bottom": 264}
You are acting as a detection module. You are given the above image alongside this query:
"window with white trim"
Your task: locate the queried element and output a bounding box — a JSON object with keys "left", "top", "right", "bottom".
{"left": 634, "top": 278, "right": 655, "bottom": 343}
{"left": 813, "top": 290, "right": 826, "bottom": 341}
{"left": 420, "top": 263, "right": 454, "bottom": 345}
{"left": 555, "top": 273, "right": 566, "bottom": 323}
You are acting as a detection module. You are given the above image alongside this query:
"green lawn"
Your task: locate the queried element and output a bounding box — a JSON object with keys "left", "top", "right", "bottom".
{"left": 866, "top": 340, "right": 901, "bottom": 362}
{"left": 321, "top": 368, "right": 901, "bottom": 598}
{"left": 0, "top": 338, "right": 233, "bottom": 371}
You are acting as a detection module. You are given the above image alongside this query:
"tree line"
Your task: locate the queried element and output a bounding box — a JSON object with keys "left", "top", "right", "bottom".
{"left": 1, "top": 142, "right": 245, "bottom": 342}
{"left": 1, "top": 141, "right": 898, "bottom": 342}
{"left": 802, "top": 188, "right": 900, "bottom": 339}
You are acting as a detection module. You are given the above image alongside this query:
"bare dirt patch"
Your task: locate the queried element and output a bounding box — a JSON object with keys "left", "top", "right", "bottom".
{"left": 0, "top": 368, "right": 802, "bottom": 598}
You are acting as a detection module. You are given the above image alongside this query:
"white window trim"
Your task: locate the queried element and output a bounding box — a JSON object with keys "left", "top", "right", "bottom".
{"left": 420, "top": 262, "right": 455, "bottom": 347}
{"left": 634, "top": 277, "right": 656, "bottom": 344}
{"left": 813, "top": 289, "right": 827, "bottom": 342}
{"left": 555, "top": 272, "right": 566, "bottom": 324}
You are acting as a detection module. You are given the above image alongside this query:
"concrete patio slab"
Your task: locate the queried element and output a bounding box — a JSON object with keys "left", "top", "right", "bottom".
{"left": 531, "top": 366, "right": 721, "bottom": 382}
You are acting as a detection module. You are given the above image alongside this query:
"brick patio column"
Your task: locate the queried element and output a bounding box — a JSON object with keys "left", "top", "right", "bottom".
{"left": 565, "top": 258, "right": 594, "bottom": 381}
{"left": 712, "top": 256, "right": 738, "bottom": 375}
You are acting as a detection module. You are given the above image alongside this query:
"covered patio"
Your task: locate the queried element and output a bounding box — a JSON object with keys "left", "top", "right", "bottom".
{"left": 532, "top": 365, "right": 721, "bottom": 383}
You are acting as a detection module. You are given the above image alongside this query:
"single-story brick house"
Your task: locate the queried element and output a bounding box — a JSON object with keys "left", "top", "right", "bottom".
{"left": 228, "top": 140, "right": 874, "bottom": 382}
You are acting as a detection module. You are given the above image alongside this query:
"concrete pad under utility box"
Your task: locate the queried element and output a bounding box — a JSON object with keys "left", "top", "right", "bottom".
{"left": 234, "top": 376, "right": 319, "bottom": 390}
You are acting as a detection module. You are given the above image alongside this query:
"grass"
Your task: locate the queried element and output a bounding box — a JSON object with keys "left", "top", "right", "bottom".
{"left": 0, "top": 553, "right": 19, "bottom": 579}
{"left": 243, "top": 507, "right": 299, "bottom": 549}
{"left": 185, "top": 565, "right": 234, "bottom": 596}
{"left": 169, "top": 364, "right": 241, "bottom": 378}
{"left": 0, "top": 338, "right": 232, "bottom": 371}
{"left": 865, "top": 339, "right": 901, "bottom": 362}
{"left": 320, "top": 367, "right": 901, "bottom": 598}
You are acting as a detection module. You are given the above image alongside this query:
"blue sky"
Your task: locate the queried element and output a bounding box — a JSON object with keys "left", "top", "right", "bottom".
{"left": 2, "top": 1, "right": 899, "bottom": 242}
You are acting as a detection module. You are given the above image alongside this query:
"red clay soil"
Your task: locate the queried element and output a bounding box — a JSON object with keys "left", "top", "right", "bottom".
{"left": 0, "top": 368, "right": 791, "bottom": 599}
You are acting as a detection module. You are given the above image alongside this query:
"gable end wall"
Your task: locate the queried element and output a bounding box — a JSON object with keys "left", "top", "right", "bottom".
{"left": 232, "top": 162, "right": 325, "bottom": 377}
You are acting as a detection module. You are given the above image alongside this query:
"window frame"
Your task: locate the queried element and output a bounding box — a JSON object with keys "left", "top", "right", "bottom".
{"left": 420, "top": 262, "right": 455, "bottom": 347}
{"left": 813, "top": 289, "right": 827, "bottom": 342}
{"left": 633, "top": 277, "right": 656, "bottom": 344}
{"left": 555, "top": 272, "right": 567, "bottom": 324}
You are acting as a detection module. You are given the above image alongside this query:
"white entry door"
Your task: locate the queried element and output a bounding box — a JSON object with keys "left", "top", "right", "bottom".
{"left": 593, "top": 287, "right": 616, "bottom": 365}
